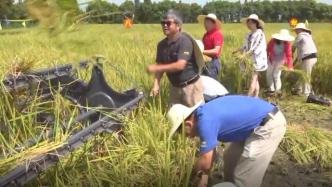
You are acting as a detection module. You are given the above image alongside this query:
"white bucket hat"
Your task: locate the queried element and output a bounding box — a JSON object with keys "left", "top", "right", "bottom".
{"left": 197, "top": 13, "right": 222, "bottom": 28}
{"left": 272, "top": 29, "right": 295, "bottom": 42}
{"left": 294, "top": 23, "right": 311, "bottom": 34}
{"left": 167, "top": 100, "right": 204, "bottom": 138}
{"left": 241, "top": 14, "right": 264, "bottom": 28}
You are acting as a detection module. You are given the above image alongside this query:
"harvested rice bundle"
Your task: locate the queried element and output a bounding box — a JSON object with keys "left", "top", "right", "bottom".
{"left": 281, "top": 124, "right": 332, "bottom": 169}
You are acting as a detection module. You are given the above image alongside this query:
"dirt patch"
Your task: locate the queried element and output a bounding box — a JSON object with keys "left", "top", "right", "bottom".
{"left": 272, "top": 95, "right": 332, "bottom": 131}
{"left": 209, "top": 149, "right": 332, "bottom": 187}
{"left": 262, "top": 149, "right": 332, "bottom": 187}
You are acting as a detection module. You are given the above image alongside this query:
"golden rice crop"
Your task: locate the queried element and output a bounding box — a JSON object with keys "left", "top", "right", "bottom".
{"left": 0, "top": 23, "right": 331, "bottom": 186}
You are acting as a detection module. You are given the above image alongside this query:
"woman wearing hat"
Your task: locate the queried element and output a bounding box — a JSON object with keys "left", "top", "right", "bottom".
{"left": 266, "top": 29, "right": 294, "bottom": 95}
{"left": 233, "top": 14, "right": 268, "bottom": 97}
{"left": 293, "top": 23, "right": 317, "bottom": 96}
{"left": 197, "top": 13, "right": 224, "bottom": 80}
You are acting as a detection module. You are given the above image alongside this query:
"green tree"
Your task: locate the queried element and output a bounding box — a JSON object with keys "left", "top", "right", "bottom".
{"left": 86, "top": 0, "right": 119, "bottom": 23}
{"left": 0, "top": 0, "right": 14, "bottom": 19}
{"left": 189, "top": 3, "right": 202, "bottom": 23}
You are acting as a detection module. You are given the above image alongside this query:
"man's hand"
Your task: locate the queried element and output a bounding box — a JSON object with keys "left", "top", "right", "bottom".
{"left": 197, "top": 174, "right": 209, "bottom": 187}
{"left": 150, "top": 84, "right": 160, "bottom": 97}
{"left": 147, "top": 64, "right": 159, "bottom": 74}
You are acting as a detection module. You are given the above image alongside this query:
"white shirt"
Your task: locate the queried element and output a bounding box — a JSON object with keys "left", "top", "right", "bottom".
{"left": 201, "top": 75, "right": 229, "bottom": 97}
{"left": 242, "top": 29, "right": 268, "bottom": 71}
{"left": 295, "top": 32, "right": 317, "bottom": 59}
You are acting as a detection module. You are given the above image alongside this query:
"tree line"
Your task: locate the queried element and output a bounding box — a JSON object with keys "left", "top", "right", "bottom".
{"left": 1, "top": 0, "right": 332, "bottom": 25}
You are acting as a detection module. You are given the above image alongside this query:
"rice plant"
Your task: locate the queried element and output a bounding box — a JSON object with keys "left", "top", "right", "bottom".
{"left": 0, "top": 23, "right": 331, "bottom": 186}
{"left": 280, "top": 124, "right": 332, "bottom": 169}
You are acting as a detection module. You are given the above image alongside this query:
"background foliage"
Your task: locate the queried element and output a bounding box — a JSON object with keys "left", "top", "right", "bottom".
{"left": 1, "top": 0, "right": 332, "bottom": 25}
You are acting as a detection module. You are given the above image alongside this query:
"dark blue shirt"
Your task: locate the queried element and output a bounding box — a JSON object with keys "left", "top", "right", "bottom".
{"left": 196, "top": 95, "right": 275, "bottom": 153}
{"left": 156, "top": 33, "right": 199, "bottom": 85}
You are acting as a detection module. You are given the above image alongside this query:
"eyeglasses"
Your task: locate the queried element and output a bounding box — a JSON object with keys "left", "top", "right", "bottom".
{"left": 161, "top": 20, "right": 175, "bottom": 27}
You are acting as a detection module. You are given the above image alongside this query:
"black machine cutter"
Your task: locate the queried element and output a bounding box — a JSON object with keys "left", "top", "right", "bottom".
{"left": 0, "top": 60, "right": 144, "bottom": 186}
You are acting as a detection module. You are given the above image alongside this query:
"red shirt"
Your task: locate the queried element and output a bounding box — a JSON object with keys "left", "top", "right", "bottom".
{"left": 267, "top": 39, "right": 293, "bottom": 69}
{"left": 203, "top": 28, "right": 224, "bottom": 57}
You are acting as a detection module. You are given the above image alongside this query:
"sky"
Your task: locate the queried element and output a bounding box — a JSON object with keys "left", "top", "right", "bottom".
{"left": 77, "top": 0, "right": 332, "bottom": 6}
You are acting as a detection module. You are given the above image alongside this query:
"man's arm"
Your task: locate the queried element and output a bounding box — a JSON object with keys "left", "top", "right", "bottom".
{"left": 195, "top": 150, "right": 214, "bottom": 174}
{"left": 147, "top": 59, "right": 188, "bottom": 74}
{"left": 150, "top": 72, "right": 163, "bottom": 96}
{"left": 194, "top": 150, "right": 214, "bottom": 187}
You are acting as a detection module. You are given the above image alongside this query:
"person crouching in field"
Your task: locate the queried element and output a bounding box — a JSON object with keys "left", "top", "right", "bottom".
{"left": 197, "top": 13, "right": 224, "bottom": 80}
{"left": 233, "top": 14, "right": 268, "bottom": 97}
{"left": 147, "top": 10, "right": 204, "bottom": 107}
{"left": 167, "top": 96, "right": 287, "bottom": 187}
{"left": 293, "top": 23, "right": 318, "bottom": 96}
{"left": 266, "top": 29, "right": 294, "bottom": 96}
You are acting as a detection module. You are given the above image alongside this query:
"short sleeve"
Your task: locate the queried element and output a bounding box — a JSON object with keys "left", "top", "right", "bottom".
{"left": 196, "top": 109, "right": 219, "bottom": 153}
{"left": 177, "top": 35, "right": 193, "bottom": 61}
{"left": 156, "top": 42, "right": 163, "bottom": 63}
{"left": 295, "top": 35, "right": 303, "bottom": 46}
{"left": 213, "top": 32, "right": 224, "bottom": 47}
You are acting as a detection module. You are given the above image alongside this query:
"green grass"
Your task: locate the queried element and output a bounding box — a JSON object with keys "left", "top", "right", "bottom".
{"left": 0, "top": 23, "right": 331, "bottom": 186}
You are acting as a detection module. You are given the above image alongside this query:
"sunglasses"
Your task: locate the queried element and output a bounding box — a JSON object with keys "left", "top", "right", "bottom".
{"left": 161, "top": 20, "right": 175, "bottom": 27}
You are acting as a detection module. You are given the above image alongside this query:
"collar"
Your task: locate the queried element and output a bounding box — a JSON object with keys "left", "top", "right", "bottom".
{"left": 167, "top": 32, "right": 181, "bottom": 44}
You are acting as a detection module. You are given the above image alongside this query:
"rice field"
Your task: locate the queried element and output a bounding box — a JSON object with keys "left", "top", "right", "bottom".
{"left": 0, "top": 23, "right": 331, "bottom": 186}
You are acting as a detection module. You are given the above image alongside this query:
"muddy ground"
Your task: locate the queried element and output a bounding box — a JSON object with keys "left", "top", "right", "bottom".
{"left": 262, "top": 149, "right": 331, "bottom": 187}
{"left": 209, "top": 96, "right": 332, "bottom": 187}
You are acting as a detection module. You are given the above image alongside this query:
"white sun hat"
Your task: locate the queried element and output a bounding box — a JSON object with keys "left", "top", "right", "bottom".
{"left": 167, "top": 100, "right": 204, "bottom": 138}
{"left": 241, "top": 14, "right": 265, "bottom": 28}
{"left": 197, "top": 13, "right": 222, "bottom": 28}
{"left": 272, "top": 29, "right": 295, "bottom": 42}
{"left": 294, "top": 22, "right": 311, "bottom": 34}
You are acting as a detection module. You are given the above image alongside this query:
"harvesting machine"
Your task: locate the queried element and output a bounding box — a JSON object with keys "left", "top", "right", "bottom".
{"left": 0, "top": 57, "right": 144, "bottom": 186}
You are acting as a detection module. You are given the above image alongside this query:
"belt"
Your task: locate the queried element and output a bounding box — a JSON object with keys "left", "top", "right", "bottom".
{"left": 260, "top": 107, "right": 279, "bottom": 126}
{"left": 173, "top": 75, "right": 200, "bottom": 88}
{"left": 302, "top": 53, "right": 317, "bottom": 61}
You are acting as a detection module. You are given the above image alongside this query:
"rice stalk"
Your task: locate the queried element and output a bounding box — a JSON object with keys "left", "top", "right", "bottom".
{"left": 281, "top": 124, "right": 332, "bottom": 169}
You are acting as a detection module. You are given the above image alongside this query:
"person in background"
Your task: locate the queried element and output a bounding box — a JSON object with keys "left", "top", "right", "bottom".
{"left": 167, "top": 96, "right": 287, "bottom": 187}
{"left": 293, "top": 23, "right": 318, "bottom": 96}
{"left": 201, "top": 75, "right": 228, "bottom": 102}
{"left": 233, "top": 14, "right": 268, "bottom": 97}
{"left": 147, "top": 10, "right": 204, "bottom": 107}
{"left": 197, "top": 13, "right": 224, "bottom": 80}
{"left": 266, "top": 29, "right": 294, "bottom": 95}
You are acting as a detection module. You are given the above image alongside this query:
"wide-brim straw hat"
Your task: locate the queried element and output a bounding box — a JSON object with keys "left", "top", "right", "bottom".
{"left": 197, "top": 13, "right": 222, "bottom": 28}
{"left": 241, "top": 14, "right": 264, "bottom": 28}
{"left": 294, "top": 23, "right": 311, "bottom": 34}
{"left": 167, "top": 100, "right": 204, "bottom": 138}
{"left": 182, "top": 32, "right": 205, "bottom": 73}
{"left": 272, "top": 29, "right": 295, "bottom": 42}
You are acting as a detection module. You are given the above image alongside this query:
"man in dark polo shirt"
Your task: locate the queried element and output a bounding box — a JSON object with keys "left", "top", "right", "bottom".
{"left": 147, "top": 10, "right": 204, "bottom": 107}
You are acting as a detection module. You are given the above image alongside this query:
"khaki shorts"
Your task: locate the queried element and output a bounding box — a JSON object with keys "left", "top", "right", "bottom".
{"left": 169, "top": 77, "right": 204, "bottom": 107}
